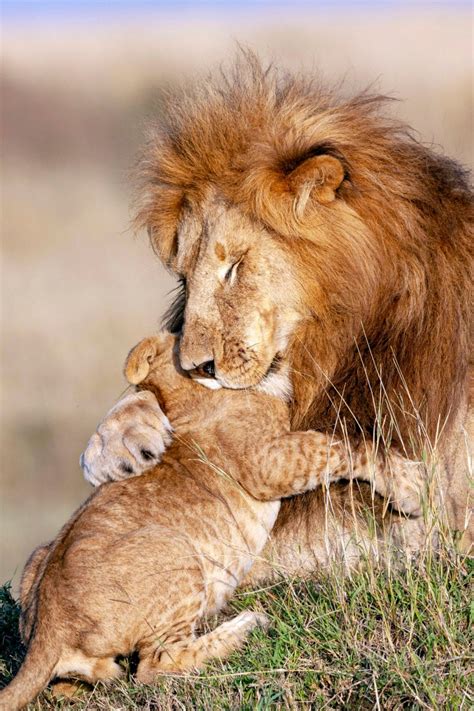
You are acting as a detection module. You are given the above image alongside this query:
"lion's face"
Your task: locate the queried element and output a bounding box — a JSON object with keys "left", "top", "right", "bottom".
{"left": 171, "top": 195, "right": 303, "bottom": 389}
{"left": 137, "top": 57, "right": 383, "bottom": 400}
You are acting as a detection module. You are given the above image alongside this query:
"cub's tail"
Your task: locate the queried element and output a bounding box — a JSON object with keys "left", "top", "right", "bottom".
{"left": 0, "top": 618, "right": 59, "bottom": 711}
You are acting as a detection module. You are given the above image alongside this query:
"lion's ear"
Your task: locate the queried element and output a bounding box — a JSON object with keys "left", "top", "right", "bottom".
{"left": 287, "top": 154, "right": 345, "bottom": 215}
{"left": 124, "top": 338, "right": 160, "bottom": 385}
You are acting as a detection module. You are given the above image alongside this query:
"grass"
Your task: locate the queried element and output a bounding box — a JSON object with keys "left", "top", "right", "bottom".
{"left": 1, "top": 550, "right": 472, "bottom": 710}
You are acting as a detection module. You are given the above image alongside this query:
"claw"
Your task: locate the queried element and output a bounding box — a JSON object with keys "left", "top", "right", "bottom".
{"left": 140, "top": 449, "right": 156, "bottom": 461}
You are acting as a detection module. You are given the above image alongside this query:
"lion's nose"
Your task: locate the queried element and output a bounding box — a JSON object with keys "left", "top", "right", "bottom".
{"left": 200, "top": 360, "right": 215, "bottom": 377}
{"left": 180, "top": 350, "right": 215, "bottom": 374}
{"left": 179, "top": 325, "right": 214, "bottom": 373}
{"left": 187, "top": 359, "right": 216, "bottom": 379}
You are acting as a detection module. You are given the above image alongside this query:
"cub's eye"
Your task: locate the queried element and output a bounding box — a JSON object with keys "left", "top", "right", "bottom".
{"left": 224, "top": 258, "right": 243, "bottom": 284}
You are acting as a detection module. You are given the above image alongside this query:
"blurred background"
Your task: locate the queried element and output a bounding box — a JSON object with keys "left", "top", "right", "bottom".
{"left": 1, "top": 0, "right": 472, "bottom": 589}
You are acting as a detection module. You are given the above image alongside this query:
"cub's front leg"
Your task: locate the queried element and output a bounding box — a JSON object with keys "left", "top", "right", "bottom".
{"left": 240, "top": 431, "right": 425, "bottom": 517}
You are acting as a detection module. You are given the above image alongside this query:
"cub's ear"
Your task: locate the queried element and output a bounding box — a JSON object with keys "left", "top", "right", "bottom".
{"left": 125, "top": 337, "right": 159, "bottom": 385}
{"left": 125, "top": 332, "right": 178, "bottom": 385}
{"left": 124, "top": 331, "right": 178, "bottom": 385}
{"left": 287, "top": 154, "right": 345, "bottom": 215}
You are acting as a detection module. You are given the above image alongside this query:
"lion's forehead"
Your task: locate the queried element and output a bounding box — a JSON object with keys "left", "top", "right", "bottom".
{"left": 175, "top": 197, "right": 260, "bottom": 277}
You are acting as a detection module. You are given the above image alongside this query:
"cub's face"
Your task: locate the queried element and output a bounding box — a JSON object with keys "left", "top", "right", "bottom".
{"left": 169, "top": 195, "right": 303, "bottom": 391}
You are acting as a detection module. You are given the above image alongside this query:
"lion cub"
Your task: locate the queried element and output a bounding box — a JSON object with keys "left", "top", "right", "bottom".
{"left": 1, "top": 333, "right": 422, "bottom": 710}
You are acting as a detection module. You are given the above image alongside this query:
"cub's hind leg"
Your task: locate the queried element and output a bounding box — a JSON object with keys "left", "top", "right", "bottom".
{"left": 19, "top": 544, "right": 50, "bottom": 608}
{"left": 136, "top": 611, "right": 268, "bottom": 682}
{"left": 19, "top": 543, "right": 51, "bottom": 641}
{"left": 49, "top": 653, "right": 123, "bottom": 699}
{"left": 54, "top": 652, "right": 123, "bottom": 686}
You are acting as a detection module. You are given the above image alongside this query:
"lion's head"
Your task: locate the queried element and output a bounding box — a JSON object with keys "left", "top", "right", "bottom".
{"left": 134, "top": 53, "right": 472, "bottom": 440}
{"left": 171, "top": 195, "right": 303, "bottom": 389}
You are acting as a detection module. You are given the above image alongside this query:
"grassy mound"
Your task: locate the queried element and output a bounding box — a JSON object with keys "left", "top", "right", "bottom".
{"left": 1, "top": 551, "right": 472, "bottom": 709}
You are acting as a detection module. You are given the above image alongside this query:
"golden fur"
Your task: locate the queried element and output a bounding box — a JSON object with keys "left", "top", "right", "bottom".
{"left": 131, "top": 53, "right": 472, "bottom": 562}
{"left": 1, "top": 333, "right": 422, "bottom": 710}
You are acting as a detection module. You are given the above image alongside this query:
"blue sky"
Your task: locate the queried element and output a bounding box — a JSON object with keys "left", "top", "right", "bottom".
{"left": 2, "top": 0, "right": 469, "bottom": 18}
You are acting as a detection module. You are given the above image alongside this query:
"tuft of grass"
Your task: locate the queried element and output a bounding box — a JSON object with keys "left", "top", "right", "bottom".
{"left": 0, "top": 583, "right": 25, "bottom": 686}
{"left": 1, "top": 553, "right": 472, "bottom": 710}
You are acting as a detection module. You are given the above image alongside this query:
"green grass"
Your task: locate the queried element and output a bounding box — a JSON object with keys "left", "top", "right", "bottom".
{"left": 1, "top": 552, "right": 472, "bottom": 710}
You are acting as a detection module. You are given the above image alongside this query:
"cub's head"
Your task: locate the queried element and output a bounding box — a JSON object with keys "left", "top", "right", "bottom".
{"left": 125, "top": 331, "right": 292, "bottom": 412}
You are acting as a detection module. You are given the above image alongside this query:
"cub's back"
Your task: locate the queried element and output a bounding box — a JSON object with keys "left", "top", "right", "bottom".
{"left": 33, "top": 446, "right": 277, "bottom": 622}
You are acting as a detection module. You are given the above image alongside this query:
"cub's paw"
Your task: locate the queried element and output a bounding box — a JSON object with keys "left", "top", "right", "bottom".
{"left": 232, "top": 610, "right": 271, "bottom": 632}
{"left": 51, "top": 680, "right": 90, "bottom": 699}
{"left": 383, "top": 455, "right": 425, "bottom": 517}
{"left": 80, "top": 391, "right": 172, "bottom": 486}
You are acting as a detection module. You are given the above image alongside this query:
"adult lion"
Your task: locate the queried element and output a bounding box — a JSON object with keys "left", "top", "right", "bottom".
{"left": 82, "top": 55, "right": 473, "bottom": 577}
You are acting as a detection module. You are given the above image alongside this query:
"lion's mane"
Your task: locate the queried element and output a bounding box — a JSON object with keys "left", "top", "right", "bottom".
{"left": 134, "top": 53, "right": 473, "bottom": 454}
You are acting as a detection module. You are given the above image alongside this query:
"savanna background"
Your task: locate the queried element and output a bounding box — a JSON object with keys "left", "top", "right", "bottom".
{"left": 1, "top": 1, "right": 473, "bottom": 708}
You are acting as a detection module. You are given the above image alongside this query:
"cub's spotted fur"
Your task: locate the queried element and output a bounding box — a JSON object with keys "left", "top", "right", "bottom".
{"left": 1, "top": 333, "right": 422, "bottom": 709}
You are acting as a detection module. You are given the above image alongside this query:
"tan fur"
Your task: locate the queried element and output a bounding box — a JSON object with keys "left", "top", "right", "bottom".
{"left": 131, "top": 53, "right": 472, "bottom": 563}
{"left": 1, "top": 333, "right": 423, "bottom": 710}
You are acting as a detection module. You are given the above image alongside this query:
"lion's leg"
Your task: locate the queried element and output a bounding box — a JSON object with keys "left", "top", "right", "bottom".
{"left": 440, "top": 402, "right": 474, "bottom": 553}
{"left": 238, "top": 426, "right": 442, "bottom": 588}
{"left": 241, "top": 482, "right": 431, "bottom": 587}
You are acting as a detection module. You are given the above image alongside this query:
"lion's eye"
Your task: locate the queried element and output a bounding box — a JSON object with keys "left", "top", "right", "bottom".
{"left": 224, "top": 259, "right": 241, "bottom": 284}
